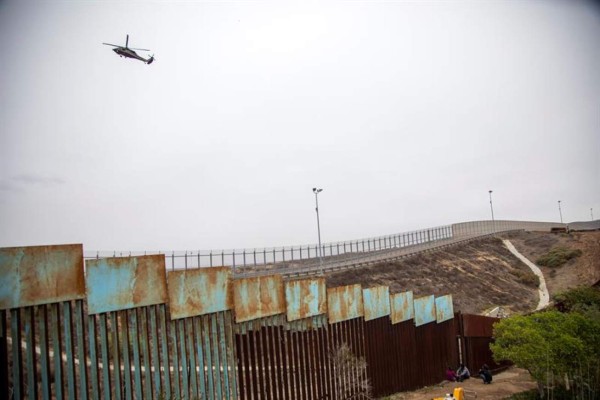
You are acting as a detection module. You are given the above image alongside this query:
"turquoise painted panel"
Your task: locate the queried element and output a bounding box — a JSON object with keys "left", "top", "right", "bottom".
{"left": 167, "top": 267, "right": 233, "bottom": 319}
{"left": 327, "top": 284, "right": 364, "bottom": 324}
{"left": 285, "top": 278, "right": 326, "bottom": 322}
{"left": 85, "top": 254, "right": 168, "bottom": 314}
{"left": 167, "top": 267, "right": 232, "bottom": 320}
{"left": 233, "top": 275, "right": 285, "bottom": 323}
{"left": 0, "top": 244, "right": 84, "bottom": 309}
{"left": 435, "top": 294, "right": 454, "bottom": 323}
{"left": 414, "top": 295, "right": 436, "bottom": 327}
{"left": 362, "top": 286, "right": 390, "bottom": 321}
{"left": 390, "top": 291, "right": 414, "bottom": 324}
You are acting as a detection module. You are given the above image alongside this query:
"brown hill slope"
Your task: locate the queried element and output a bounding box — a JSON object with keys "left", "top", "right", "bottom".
{"left": 324, "top": 231, "right": 600, "bottom": 315}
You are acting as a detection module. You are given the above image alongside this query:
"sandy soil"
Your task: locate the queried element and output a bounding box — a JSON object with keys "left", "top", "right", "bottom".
{"left": 324, "top": 236, "right": 540, "bottom": 315}
{"left": 502, "top": 231, "right": 600, "bottom": 297}
{"left": 385, "top": 367, "right": 537, "bottom": 400}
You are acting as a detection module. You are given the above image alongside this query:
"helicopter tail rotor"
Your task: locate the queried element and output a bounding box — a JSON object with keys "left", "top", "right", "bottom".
{"left": 146, "top": 55, "right": 155, "bottom": 65}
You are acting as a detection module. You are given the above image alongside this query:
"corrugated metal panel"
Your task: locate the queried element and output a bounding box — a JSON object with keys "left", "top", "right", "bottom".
{"left": 0, "top": 244, "right": 84, "bottom": 309}
{"left": 85, "top": 254, "right": 168, "bottom": 314}
{"left": 284, "top": 278, "right": 326, "bottom": 322}
{"left": 390, "top": 291, "right": 414, "bottom": 324}
{"left": 362, "top": 286, "right": 390, "bottom": 321}
{"left": 414, "top": 295, "right": 436, "bottom": 327}
{"left": 167, "top": 267, "right": 232, "bottom": 320}
{"left": 233, "top": 275, "right": 285, "bottom": 323}
{"left": 327, "top": 284, "right": 364, "bottom": 324}
{"left": 435, "top": 295, "right": 454, "bottom": 323}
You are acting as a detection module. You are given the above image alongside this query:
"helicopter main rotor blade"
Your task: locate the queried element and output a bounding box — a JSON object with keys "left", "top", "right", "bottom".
{"left": 129, "top": 47, "right": 151, "bottom": 51}
{"left": 102, "top": 43, "right": 121, "bottom": 47}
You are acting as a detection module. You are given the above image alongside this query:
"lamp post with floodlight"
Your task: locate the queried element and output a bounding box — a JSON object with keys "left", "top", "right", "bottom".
{"left": 489, "top": 190, "right": 495, "bottom": 234}
{"left": 313, "top": 188, "right": 323, "bottom": 268}
{"left": 558, "top": 200, "right": 563, "bottom": 224}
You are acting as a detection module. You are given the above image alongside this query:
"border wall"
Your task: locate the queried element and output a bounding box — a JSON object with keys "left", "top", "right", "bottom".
{"left": 0, "top": 243, "right": 501, "bottom": 399}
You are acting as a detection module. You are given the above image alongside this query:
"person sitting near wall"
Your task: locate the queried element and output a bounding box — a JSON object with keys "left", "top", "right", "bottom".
{"left": 446, "top": 366, "right": 458, "bottom": 382}
{"left": 456, "top": 363, "right": 470, "bottom": 382}
{"left": 478, "top": 364, "right": 492, "bottom": 384}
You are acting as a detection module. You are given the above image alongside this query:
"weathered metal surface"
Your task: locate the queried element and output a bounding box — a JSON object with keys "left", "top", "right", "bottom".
{"left": 364, "top": 311, "right": 458, "bottom": 397}
{"left": 413, "top": 295, "right": 436, "bottom": 327}
{"left": 233, "top": 275, "right": 285, "bottom": 323}
{"left": 0, "top": 244, "right": 84, "bottom": 309}
{"left": 85, "top": 254, "right": 168, "bottom": 314}
{"left": 461, "top": 313, "right": 498, "bottom": 337}
{"left": 284, "top": 277, "right": 326, "bottom": 321}
{"left": 435, "top": 294, "right": 454, "bottom": 323}
{"left": 327, "top": 284, "right": 364, "bottom": 324}
{"left": 362, "top": 286, "right": 391, "bottom": 321}
{"left": 390, "top": 291, "right": 414, "bottom": 324}
{"left": 167, "top": 267, "right": 232, "bottom": 320}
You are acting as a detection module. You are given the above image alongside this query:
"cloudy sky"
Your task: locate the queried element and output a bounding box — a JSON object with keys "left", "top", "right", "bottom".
{"left": 1, "top": 0, "right": 598, "bottom": 252}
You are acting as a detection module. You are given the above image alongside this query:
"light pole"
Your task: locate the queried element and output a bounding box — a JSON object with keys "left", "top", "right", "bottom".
{"left": 591, "top": 208, "right": 594, "bottom": 221}
{"left": 312, "top": 188, "right": 323, "bottom": 268}
{"left": 489, "top": 190, "right": 495, "bottom": 234}
{"left": 558, "top": 200, "right": 563, "bottom": 224}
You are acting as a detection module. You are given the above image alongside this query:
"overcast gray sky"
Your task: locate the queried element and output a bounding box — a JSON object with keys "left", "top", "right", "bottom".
{"left": 1, "top": 0, "right": 598, "bottom": 252}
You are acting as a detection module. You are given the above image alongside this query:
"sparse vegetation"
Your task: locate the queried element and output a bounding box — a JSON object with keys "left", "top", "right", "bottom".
{"left": 330, "top": 343, "right": 372, "bottom": 399}
{"left": 510, "top": 270, "right": 540, "bottom": 287}
{"left": 536, "top": 247, "right": 582, "bottom": 268}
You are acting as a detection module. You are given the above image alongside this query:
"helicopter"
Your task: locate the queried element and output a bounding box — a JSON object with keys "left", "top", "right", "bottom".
{"left": 103, "top": 35, "right": 154, "bottom": 64}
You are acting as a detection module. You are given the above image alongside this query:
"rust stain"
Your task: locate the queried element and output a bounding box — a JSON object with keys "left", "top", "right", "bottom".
{"left": 390, "top": 291, "right": 414, "bottom": 324}
{"left": 0, "top": 244, "right": 85, "bottom": 310}
{"left": 167, "top": 267, "right": 232, "bottom": 320}
{"left": 285, "top": 277, "right": 326, "bottom": 321}
{"left": 233, "top": 275, "right": 285, "bottom": 323}
{"left": 435, "top": 294, "right": 454, "bottom": 323}
{"left": 85, "top": 254, "right": 168, "bottom": 314}
{"left": 327, "top": 284, "right": 364, "bottom": 324}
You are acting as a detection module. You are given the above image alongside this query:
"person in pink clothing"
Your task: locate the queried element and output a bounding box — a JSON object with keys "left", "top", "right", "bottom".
{"left": 446, "top": 366, "right": 458, "bottom": 382}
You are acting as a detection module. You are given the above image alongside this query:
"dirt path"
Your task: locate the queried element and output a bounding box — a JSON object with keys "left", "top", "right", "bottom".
{"left": 502, "top": 239, "right": 549, "bottom": 310}
{"left": 385, "top": 367, "right": 537, "bottom": 400}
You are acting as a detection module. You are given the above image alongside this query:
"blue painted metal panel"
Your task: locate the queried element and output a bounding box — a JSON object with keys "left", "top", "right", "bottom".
{"left": 414, "top": 295, "right": 436, "bottom": 327}
{"left": 327, "top": 284, "right": 364, "bottom": 324}
{"left": 167, "top": 267, "right": 232, "bottom": 320}
{"left": 85, "top": 255, "right": 168, "bottom": 314}
{"left": 362, "top": 286, "right": 390, "bottom": 321}
{"left": 285, "top": 278, "right": 326, "bottom": 322}
{"left": 390, "top": 291, "right": 414, "bottom": 324}
{"left": 0, "top": 244, "right": 84, "bottom": 309}
{"left": 233, "top": 275, "right": 285, "bottom": 323}
{"left": 435, "top": 294, "right": 454, "bottom": 323}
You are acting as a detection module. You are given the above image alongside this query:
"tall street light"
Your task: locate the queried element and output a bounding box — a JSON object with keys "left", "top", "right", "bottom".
{"left": 313, "top": 188, "right": 323, "bottom": 268}
{"left": 591, "top": 208, "right": 594, "bottom": 221}
{"left": 558, "top": 200, "right": 563, "bottom": 224}
{"left": 489, "top": 190, "right": 495, "bottom": 234}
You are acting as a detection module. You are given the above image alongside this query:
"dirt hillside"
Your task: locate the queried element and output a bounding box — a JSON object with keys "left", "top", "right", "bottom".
{"left": 324, "top": 231, "right": 600, "bottom": 315}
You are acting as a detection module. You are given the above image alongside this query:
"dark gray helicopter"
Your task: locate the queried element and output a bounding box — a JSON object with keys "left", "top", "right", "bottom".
{"left": 103, "top": 35, "right": 154, "bottom": 64}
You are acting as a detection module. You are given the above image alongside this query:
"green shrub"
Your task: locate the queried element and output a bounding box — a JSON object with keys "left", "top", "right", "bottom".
{"left": 536, "top": 247, "right": 582, "bottom": 268}
{"left": 510, "top": 270, "right": 540, "bottom": 287}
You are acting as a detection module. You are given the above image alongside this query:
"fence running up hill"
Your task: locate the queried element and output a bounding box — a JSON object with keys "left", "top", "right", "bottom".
{"left": 85, "top": 220, "right": 566, "bottom": 275}
{"left": 1, "top": 243, "right": 502, "bottom": 399}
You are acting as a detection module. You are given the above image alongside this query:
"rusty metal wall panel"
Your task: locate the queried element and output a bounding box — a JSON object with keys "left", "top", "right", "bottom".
{"left": 327, "top": 284, "right": 364, "bottom": 324}
{"left": 364, "top": 315, "right": 458, "bottom": 398}
{"left": 0, "top": 244, "right": 84, "bottom": 309}
{"left": 167, "top": 267, "right": 232, "bottom": 320}
{"left": 233, "top": 275, "right": 285, "bottom": 323}
{"left": 85, "top": 254, "right": 168, "bottom": 314}
{"left": 414, "top": 295, "right": 436, "bottom": 327}
{"left": 362, "top": 286, "right": 390, "bottom": 321}
{"left": 284, "top": 278, "right": 326, "bottom": 322}
{"left": 435, "top": 295, "right": 454, "bottom": 323}
{"left": 461, "top": 313, "right": 499, "bottom": 337}
{"left": 390, "top": 291, "right": 414, "bottom": 324}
